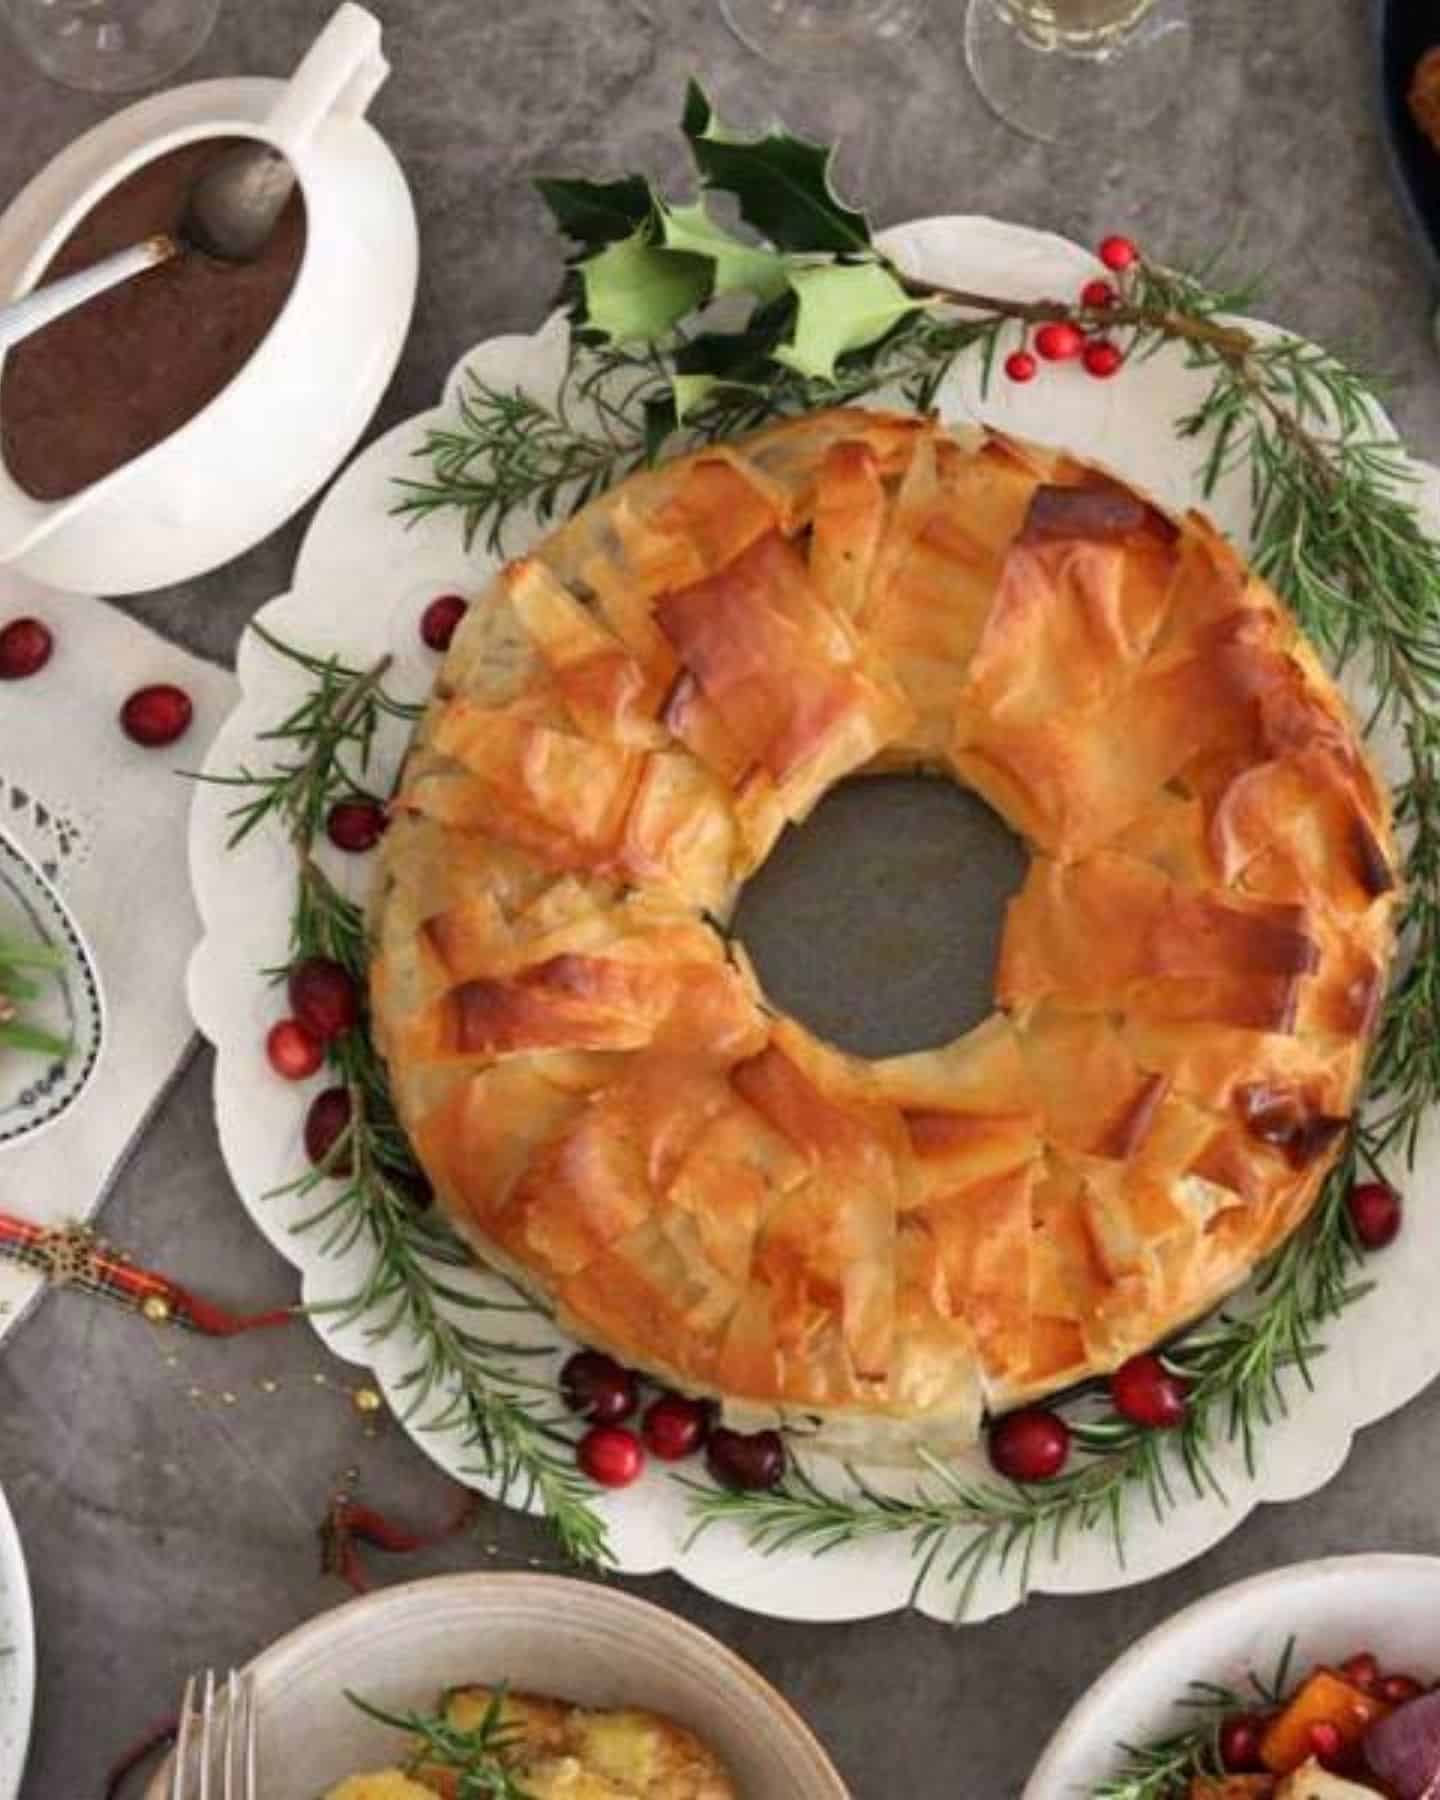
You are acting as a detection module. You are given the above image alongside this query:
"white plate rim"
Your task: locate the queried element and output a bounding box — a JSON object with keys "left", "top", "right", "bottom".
{"left": 1023, "top": 1552, "right": 1440, "bottom": 1799}
{"left": 0, "top": 1482, "right": 35, "bottom": 1800}
{"left": 186, "top": 212, "right": 1440, "bottom": 1626}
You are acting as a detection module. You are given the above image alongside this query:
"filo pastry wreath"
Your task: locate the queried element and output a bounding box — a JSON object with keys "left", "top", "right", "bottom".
{"left": 370, "top": 407, "right": 1397, "bottom": 1460}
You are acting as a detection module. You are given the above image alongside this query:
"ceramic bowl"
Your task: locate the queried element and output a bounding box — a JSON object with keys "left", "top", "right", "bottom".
{"left": 145, "top": 1573, "right": 850, "bottom": 1800}
{"left": 1025, "top": 1554, "right": 1440, "bottom": 1798}
{"left": 0, "top": 829, "right": 104, "bottom": 1149}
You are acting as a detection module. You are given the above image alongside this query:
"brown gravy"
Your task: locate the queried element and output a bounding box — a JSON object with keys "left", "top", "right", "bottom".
{"left": 0, "top": 138, "right": 306, "bottom": 502}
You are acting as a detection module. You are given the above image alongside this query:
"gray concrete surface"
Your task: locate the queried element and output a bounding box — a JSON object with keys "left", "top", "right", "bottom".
{"left": 4, "top": 2, "right": 1440, "bottom": 1796}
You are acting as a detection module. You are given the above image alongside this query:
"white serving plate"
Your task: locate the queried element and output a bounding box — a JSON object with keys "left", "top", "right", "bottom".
{"left": 1025, "top": 1554, "right": 1440, "bottom": 1798}
{"left": 144, "top": 1573, "right": 849, "bottom": 1800}
{"left": 0, "top": 1483, "right": 35, "bottom": 1800}
{"left": 188, "top": 214, "right": 1440, "bottom": 1625}
{"left": 0, "top": 826, "right": 104, "bottom": 1149}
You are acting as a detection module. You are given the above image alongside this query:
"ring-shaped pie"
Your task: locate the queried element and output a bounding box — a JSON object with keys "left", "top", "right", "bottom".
{"left": 371, "top": 409, "right": 1397, "bottom": 1457}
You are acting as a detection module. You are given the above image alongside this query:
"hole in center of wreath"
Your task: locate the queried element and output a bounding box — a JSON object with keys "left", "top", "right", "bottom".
{"left": 730, "top": 775, "right": 1029, "bottom": 1060}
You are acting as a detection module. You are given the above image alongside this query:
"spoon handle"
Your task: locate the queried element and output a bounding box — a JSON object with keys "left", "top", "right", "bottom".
{"left": 0, "top": 234, "right": 179, "bottom": 356}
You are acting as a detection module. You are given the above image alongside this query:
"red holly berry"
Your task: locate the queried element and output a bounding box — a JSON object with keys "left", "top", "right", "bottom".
{"left": 642, "top": 1393, "right": 710, "bottom": 1461}
{"left": 1035, "top": 321, "right": 1085, "bottom": 362}
{"left": 120, "top": 683, "right": 193, "bottom": 747}
{"left": 1347, "top": 1181, "right": 1402, "bottom": 1250}
{"left": 0, "top": 617, "right": 53, "bottom": 680}
{"left": 577, "top": 1424, "right": 644, "bottom": 1488}
{"left": 706, "top": 1427, "right": 785, "bottom": 1492}
{"left": 1339, "top": 1652, "right": 1381, "bottom": 1693}
{"left": 988, "top": 1408, "right": 1071, "bottom": 1482}
{"left": 1380, "top": 1673, "right": 1426, "bottom": 1705}
{"left": 1099, "top": 234, "right": 1140, "bottom": 272}
{"left": 1110, "top": 1354, "right": 1189, "bottom": 1429}
{"left": 1081, "top": 278, "right": 1119, "bottom": 310}
{"left": 420, "top": 594, "right": 469, "bottom": 652}
{"left": 1307, "top": 1721, "right": 1344, "bottom": 1765}
{"left": 1083, "top": 340, "right": 1125, "bottom": 380}
{"left": 287, "top": 957, "right": 359, "bottom": 1044}
{"left": 265, "top": 1017, "right": 324, "bottom": 1081}
{"left": 1005, "top": 349, "right": 1038, "bottom": 384}
{"left": 1218, "top": 1715, "right": 1266, "bottom": 1773}
{"left": 303, "top": 1086, "right": 353, "bottom": 1173}
{"left": 559, "top": 1350, "right": 638, "bottom": 1425}
{"left": 326, "top": 797, "right": 387, "bottom": 854}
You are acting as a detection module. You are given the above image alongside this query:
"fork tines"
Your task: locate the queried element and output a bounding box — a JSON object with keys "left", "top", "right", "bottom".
{"left": 171, "top": 1668, "right": 258, "bottom": 1800}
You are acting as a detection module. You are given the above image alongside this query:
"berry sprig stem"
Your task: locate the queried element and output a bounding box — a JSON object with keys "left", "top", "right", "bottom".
{"left": 218, "top": 626, "right": 613, "bottom": 1569}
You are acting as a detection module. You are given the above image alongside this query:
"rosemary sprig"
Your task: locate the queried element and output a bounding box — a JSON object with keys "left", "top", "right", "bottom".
{"left": 221, "top": 627, "right": 612, "bottom": 1568}
{"left": 346, "top": 1687, "right": 533, "bottom": 1800}
{"left": 0, "top": 934, "right": 68, "bottom": 1059}
{"left": 1091, "top": 1640, "right": 1296, "bottom": 1800}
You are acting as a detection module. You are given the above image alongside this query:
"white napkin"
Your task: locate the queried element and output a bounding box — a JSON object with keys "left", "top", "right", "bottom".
{"left": 0, "top": 574, "right": 236, "bottom": 1340}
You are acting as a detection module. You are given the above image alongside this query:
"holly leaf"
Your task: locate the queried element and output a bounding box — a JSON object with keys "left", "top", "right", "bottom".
{"left": 773, "top": 262, "right": 926, "bottom": 383}
{"left": 580, "top": 229, "right": 712, "bottom": 342}
{"left": 657, "top": 201, "right": 789, "bottom": 303}
{"left": 671, "top": 373, "right": 718, "bottom": 420}
{"left": 534, "top": 174, "right": 655, "bottom": 251}
{"left": 681, "top": 79, "right": 873, "bottom": 255}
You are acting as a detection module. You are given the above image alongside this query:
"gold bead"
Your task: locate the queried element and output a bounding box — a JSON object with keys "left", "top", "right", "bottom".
{"left": 352, "top": 1385, "right": 383, "bottom": 1415}
{"left": 141, "top": 1295, "right": 172, "bottom": 1324}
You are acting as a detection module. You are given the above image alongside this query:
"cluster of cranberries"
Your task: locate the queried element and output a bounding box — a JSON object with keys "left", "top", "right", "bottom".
{"left": 987, "top": 1176, "right": 1405, "bottom": 1485}
{"left": 1003, "top": 235, "right": 1138, "bottom": 388}
{"left": 1218, "top": 1654, "right": 1427, "bottom": 1776}
{"left": 559, "top": 1347, "right": 785, "bottom": 1495}
{"left": 0, "top": 615, "right": 195, "bottom": 746}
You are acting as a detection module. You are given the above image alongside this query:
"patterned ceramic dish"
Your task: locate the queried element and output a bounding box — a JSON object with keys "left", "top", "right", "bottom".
{"left": 0, "top": 827, "right": 104, "bottom": 1148}
{"left": 143, "top": 1572, "right": 850, "bottom": 1800}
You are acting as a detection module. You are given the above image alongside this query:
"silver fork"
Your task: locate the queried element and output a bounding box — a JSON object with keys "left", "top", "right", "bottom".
{"left": 170, "top": 1668, "right": 258, "bottom": 1800}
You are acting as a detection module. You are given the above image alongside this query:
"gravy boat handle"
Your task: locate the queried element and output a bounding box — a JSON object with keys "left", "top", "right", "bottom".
{"left": 263, "top": 3, "right": 389, "bottom": 156}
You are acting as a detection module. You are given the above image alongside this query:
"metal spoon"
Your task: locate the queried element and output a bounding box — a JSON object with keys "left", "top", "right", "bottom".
{"left": 0, "top": 142, "right": 295, "bottom": 356}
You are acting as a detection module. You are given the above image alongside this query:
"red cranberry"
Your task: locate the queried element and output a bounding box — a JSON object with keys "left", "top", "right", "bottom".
{"left": 1035, "top": 321, "right": 1084, "bottom": 362}
{"left": 1109, "top": 1354, "right": 1189, "bottom": 1430}
{"left": 1099, "top": 234, "right": 1139, "bottom": 271}
{"left": 642, "top": 1393, "right": 710, "bottom": 1461}
{"left": 1339, "top": 1651, "right": 1381, "bottom": 1693}
{"left": 705, "top": 1427, "right": 785, "bottom": 1492}
{"left": 1083, "top": 340, "right": 1125, "bottom": 380}
{"left": 559, "top": 1350, "right": 638, "bottom": 1425}
{"left": 0, "top": 617, "right": 53, "bottom": 680}
{"left": 304, "top": 1086, "right": 353, "bottom": 1174}
{"left": 265, "top": 1017, "right": 324, "bottom": 1081}
{"left": 1308, "top": 1721, "right": 1343, "bottom": 1765}
{"left": 420, "top": 594, "right": 469, "bottom": 652}
{"left": 326, "top": 797, "right": 387, "bottom": 853}
{"left": 577, "top": 1425, "right": 644, "bottom": 1488}
{"left": 1080, "top": 278, "right": 1118, "bottom": 309}
{"left": 1347, "top": 1181, "right": 1402, "bottom": 1251}
{"left": 1380, "top": 1673, "right": 1426, "bottom": 1705}
{"left": 988, "top": 1408, "right": 1071, "bottom": 1482}
{"left": 1004, "top": 349, "right": 1038, "bottom": 383}
{"left": 287, "top": 957, "right": 359, "bottom": 1043}
{"left": 120, "top": 683, "right": 193, "bottom": 747}
{"left": 1218, "top": 1715, "right": 1266, "bottom": 1773}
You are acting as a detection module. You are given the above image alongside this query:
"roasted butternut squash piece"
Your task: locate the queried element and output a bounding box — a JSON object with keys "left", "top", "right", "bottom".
{"left": 1259, "top": 1669, "right": 1389, "bottom": 1774}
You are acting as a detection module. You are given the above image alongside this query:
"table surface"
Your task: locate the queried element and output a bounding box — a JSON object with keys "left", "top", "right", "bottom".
{"left": 5, "top": 2, "right": 1440, "bottom": 1795}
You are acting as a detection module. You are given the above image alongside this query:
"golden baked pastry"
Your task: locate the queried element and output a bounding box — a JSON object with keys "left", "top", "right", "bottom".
{"left": 328, "top": 1687, "right": 736, "bottom": 1800}
{"left": 371, "top": 409, "right": 1396, "bottom": 1454}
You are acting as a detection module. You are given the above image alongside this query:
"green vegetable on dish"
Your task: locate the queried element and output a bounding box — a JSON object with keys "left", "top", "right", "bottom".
{"left": 0, "top": 933, "right": 69, "bottom": 1059}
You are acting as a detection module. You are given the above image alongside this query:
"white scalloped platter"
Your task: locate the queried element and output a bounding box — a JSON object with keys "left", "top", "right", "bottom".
{"left": 188, "top": 216, "right": 1440, "bottom": 1625}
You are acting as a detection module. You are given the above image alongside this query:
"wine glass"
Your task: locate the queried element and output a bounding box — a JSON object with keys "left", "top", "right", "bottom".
{"left": 964, "top": 0, "right": 1191, "bottom": 143}
{"left": 1, "top": 0, "right": 222, "bottom": 93}
{"left": 719, "top": 0, "right": 928, "bottom": 67}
